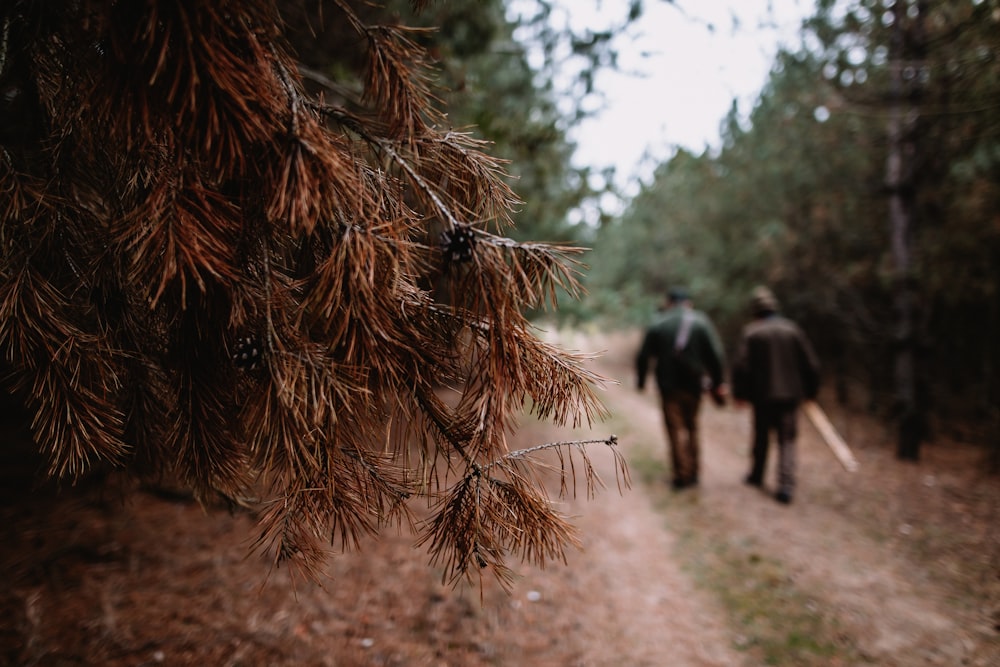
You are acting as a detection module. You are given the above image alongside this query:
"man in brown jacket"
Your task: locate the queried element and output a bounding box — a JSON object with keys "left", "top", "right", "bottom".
{"left": 732, "top": 286, "right": 820, "bottom": 504}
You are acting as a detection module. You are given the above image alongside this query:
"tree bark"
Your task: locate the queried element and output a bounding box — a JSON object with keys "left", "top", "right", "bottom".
{"left": 885, "top": 0, "right": 926, "bottom": 461}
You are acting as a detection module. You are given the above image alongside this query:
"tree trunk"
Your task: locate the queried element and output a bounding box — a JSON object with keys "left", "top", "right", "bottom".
{"left": 885, "top": 1, "right": 926, "bottom": 461}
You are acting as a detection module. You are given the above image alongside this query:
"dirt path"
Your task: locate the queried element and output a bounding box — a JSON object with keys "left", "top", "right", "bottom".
{"left": 1, "top": 329, "right": 997, "bottom": 666}
{"left": 539, "top": 329, "right": 997, "bottom": 667}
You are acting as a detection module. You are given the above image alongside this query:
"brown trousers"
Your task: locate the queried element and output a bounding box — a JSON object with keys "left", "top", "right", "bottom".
{"left": 659, "top": 390, "right": 702, "bottom": 485}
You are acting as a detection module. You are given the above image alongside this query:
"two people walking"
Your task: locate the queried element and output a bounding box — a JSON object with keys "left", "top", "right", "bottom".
{"left": 636, "top": 285, "right": 820, "bottom": 504}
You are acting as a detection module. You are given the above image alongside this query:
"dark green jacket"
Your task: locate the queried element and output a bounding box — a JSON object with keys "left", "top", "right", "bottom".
{"left": 636, "top": 306, "right": 726, "bottom": 395}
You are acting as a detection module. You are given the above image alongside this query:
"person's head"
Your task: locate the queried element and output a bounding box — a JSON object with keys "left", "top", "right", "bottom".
{"left": 667, "top": 286, "right": 691, "bottom": 308}
{"left": 750, "top": 285, "right": 779, "bottom": 317}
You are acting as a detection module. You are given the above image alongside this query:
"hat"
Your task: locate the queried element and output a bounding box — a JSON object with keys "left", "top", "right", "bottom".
{"left": 751, "top": 286, "right": 779, "bottom": 315}
{"left": 667, "top": 286, "right": 691, "bottom": 303}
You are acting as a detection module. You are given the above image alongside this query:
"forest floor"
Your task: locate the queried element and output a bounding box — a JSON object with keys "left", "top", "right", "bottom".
{"left": 1, "top": 329, "right": 998, "bottom": 667}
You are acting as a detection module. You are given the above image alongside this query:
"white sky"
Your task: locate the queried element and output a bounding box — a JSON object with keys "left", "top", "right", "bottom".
{"left": 513, "top": 0, "right": 815, "bottom": 217}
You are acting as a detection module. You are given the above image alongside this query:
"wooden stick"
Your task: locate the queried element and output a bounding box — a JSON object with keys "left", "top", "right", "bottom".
{"left": 803, "top": 401, "right": 859, "bottom": 472}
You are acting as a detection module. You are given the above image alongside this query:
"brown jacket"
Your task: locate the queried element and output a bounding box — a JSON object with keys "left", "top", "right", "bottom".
{"left": 732, "top": 314, "right": 820, "bottom": 403}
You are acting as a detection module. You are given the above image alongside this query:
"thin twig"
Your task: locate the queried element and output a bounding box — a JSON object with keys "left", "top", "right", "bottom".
{"left": 481, "top": 436, "right": 619, "bottom": 474}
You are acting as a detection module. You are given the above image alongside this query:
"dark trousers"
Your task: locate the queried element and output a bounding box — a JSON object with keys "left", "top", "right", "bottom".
{"left": 748, "top": 401, "right": 799, "bottom": 496}
{"left": 659, "top": 390, "right": 702, "bottom": 485}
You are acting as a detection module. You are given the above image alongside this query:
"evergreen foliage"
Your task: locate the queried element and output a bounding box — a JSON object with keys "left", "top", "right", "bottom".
{"left": 586, "top": 0, "right": 1000, "bottom": 448}
{"left": 0, "top": 0, "right": 627, "bottom": 585}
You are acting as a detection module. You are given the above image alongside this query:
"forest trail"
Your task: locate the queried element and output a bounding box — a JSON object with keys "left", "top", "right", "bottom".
{"left": 1, "top": 330, "right": 997, "bottom": 666}
{"left": 508, "top": 327, "right": 998, "bottom": 666}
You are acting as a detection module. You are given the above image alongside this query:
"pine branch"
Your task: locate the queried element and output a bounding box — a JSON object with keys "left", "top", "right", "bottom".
{"left": 363, "top": 25, "right": 441, "bottom": 139}
{"left": 102, "top": 0, "right": 287, "bottom": 173}
{"left": 120, "top": 171, "right": 242, "bottom": 308}
{"left": 251, "top": 446, "right": 415, "bottom": 575}
{"left": 414, "top": 131, "right": 522, "bottom": 232}
{"left": 418, "top": 436, "right": 627, "bottom": 591}
{"left": 310, "top": 103, "right": 521, "bottom": 236}
{"left": 0, "top": 1, "right": 624, "bottom": 586}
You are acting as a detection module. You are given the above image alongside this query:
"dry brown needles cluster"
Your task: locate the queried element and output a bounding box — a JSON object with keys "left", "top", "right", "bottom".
{"left": 0, "top": 0, "right": 627, "bottom": 586}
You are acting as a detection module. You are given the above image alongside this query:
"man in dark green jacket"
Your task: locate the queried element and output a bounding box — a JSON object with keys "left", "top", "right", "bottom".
{"left": 732, "top": 286, "right": 821, "bottom": 504}
{"left": 636, "top": 287, "right": 728, "bottom": 489}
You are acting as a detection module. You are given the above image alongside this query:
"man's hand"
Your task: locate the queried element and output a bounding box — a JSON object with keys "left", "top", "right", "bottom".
{"left": 710, "top": 383, "right": 729, "bottom": 407}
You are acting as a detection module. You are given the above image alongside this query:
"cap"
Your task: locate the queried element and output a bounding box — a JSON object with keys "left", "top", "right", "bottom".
{"left": 668, "top": 286, "right": 691, "bottom": 303}
{"left": 751, "top": 286, "right": 779, "bottom": 315}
